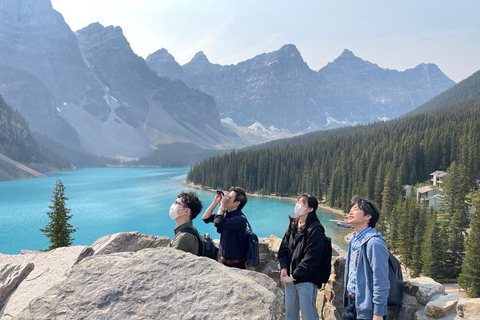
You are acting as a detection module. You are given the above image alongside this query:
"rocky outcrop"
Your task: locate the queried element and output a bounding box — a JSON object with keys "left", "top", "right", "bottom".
{"left": 16, "top": 248, "right": 283, "bottom": 320}
{"left": 0, "top": 263, "right": 34, "bottom": 310}
{"left": 455, "top": 298, "right": 480, "bottom": 319}
{"left": 1, "top": 233, "right": 477, "bottom": 320}
{"left": 90, "top": 231, "right": 170, "bottom": 255}
{"left": 425, "top": 294, "right": 460, "bottom": 318}
{"left": 0, "top": 246, "right": 93, "bottom": 318}
{"left": 405, "top": 277, "right": 446, "bottom": 305}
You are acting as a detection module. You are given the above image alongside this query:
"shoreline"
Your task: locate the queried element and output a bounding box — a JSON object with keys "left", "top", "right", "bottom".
{"left": 184, "top": 181, "right": 347, "bottom": 218}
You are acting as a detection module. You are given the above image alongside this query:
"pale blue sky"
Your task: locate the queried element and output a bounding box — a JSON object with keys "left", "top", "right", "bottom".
{"left": 51, "top": 0, "right": 480, "bottom": 82}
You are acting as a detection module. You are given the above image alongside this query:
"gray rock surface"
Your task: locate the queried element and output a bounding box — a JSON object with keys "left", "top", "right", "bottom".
{"left": 425, "top": 294, "right": 460, "bottom": 318}
{"left": 395, "top": 293, "right": 418, "bottom": 320}
{"left": 16, "top": 247, "right": 284, "bottom": 320}
{"left": 90, "top": 231, "right": 170, "bottom": 256}
{"left": 0, "top": 263, "right": 34, "bottom": 310}
{"left": 415, "top": 306, "right": 456, "bottom": 320}
{"left": 405, "top": 277, "right": 445, "bottom": 305}
{"left": 454, "top": 298, "right": 480, "bottom": 319}
{"left": 0, "top": 246, "right": 92, "bottom": 319}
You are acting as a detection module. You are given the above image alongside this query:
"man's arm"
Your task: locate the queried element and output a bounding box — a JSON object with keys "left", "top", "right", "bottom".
{"left": 214, "top": 214, "right": 246, "bottom": 231}
{"left": 202, "top": 193, "right": 222, "bottom": 221}
{"left": 367, "top": 238, "right": 390, "bottom": 317}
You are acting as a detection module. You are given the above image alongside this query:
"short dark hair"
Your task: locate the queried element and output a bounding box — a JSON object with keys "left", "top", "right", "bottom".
{"left": 230, "top": 186, "right": 247, "bottom": 211}
{"left": 178, "top": 191, "right": 203, "bottom": 220}
{"left": 350, "top": 195, "right": 380, "bottom": 228}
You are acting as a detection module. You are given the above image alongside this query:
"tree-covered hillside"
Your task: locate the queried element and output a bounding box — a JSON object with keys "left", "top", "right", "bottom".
{"left": 0, "top": 94, "right": 113, "bottom": 178}
{"left": 187, "top": 70, "right": 480, "bottom": 213}
{"left": 0, "top": 95, "right": 41, "bottom": 163}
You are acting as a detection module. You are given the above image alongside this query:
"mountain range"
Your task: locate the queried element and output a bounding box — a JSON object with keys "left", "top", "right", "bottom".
{"left": 147, "top": 45, "right": 455, "bottom": 132}
{"left": 0, "top": 0, "right": 456, "bottom": 160}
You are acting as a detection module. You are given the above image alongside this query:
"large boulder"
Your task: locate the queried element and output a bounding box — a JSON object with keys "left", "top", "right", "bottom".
{"left": 16, "top": 247, "right": 284, "bottom": 319}
{"left": 405, "top": 277, "right": 445, "bottom": 305}
{"left": 0, "top": 246, "right": 92, "bottom": 318}
{"left": 425, "top": 294, "right": 460, "bottom": 318}
{"left": 455, "top": 298, "right": 480, "bottom": 319}
{"left": 90, "top": 231, "right": 170, "bottom": 255}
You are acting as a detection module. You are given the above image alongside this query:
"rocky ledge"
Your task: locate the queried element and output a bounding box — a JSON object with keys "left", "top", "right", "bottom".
{"left": 0, "top": 232, "right": 478, "bottom": 319}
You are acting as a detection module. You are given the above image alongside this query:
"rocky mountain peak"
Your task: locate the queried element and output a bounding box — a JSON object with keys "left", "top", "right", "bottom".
{"left": 146, "top": 48, "right": 176, "bottom": 63}
{"left": 0, "top": 0, "right": 65, "bottom": 26}
{"left": 146, "top": 48, "right": 187, "bottom": 82}
{"left": 339, "top": 48, "right": 355, "bottom": 57}
{"left": 321, "top": 48, "right": 378, "bottom": 73}
{"left": 76, "top": 23, "right": 130, "bottom": 52}
{"left": 189, "top": 51, "right": 210, "bottom": 64}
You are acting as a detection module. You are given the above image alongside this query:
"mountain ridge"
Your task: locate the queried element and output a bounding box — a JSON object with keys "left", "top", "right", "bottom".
{"left": 148, "top": 44, "right": 455, "bottom": 133}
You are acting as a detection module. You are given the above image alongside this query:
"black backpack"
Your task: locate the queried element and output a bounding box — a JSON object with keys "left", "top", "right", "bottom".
{"left": 181, "top": 226, "right": 219, "bottom": 260}
{"left": 307, "top": 222, "right": 332, "bottom": 285}
{"left": 243, "top": 215, "right": 260, "bottom": 267}
{"left": 364, "top": 237, "right": 404, "bottom": 306}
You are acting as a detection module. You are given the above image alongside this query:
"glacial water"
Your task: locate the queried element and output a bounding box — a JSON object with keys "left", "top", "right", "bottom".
{"left": 0, "top": 167, "right": 351, "bottom": 254}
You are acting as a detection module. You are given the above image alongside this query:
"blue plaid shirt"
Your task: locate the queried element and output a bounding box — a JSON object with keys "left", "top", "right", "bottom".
{"left": 346, "top": 227, "right": 372, "bottom": 295}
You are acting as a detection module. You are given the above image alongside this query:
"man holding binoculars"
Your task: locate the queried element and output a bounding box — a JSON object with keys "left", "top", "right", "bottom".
{"left": 202, "top": 187, "right": 248, "bottom": 269}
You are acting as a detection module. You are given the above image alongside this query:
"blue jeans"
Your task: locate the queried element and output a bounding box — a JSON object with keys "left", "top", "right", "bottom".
{"left": 285, "top": 282, "right": 319, "bottom": 320}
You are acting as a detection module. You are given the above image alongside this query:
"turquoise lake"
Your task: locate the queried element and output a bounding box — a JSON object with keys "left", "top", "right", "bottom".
{"left": 0, "top": 167, "right": 351, "bottom": 254}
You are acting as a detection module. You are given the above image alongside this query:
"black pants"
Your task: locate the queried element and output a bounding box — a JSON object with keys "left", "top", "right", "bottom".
{"left": 342, "top": 297, "right": 386, "bottom": 320}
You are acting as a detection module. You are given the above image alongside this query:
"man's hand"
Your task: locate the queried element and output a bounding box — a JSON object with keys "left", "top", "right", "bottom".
{"left": 213, "top": 193, "right": 222, "bottom": 204}
{"left": 373, "top": 315, "right": 383, "bottom": 320}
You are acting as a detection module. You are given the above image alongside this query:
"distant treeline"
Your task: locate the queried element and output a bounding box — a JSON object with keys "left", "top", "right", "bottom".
{"left": 131, "top": 143, "right": 228, "bottom": 167}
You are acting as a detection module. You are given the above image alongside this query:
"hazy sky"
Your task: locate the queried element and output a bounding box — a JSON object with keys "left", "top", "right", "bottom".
{"left": 50, "top": 0, "right": 479, "bottom": 82}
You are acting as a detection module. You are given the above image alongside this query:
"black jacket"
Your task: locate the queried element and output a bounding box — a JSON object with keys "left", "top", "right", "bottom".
{"left": 203, "top": 209, "right": 246, "bottom": 260}
{"left": 278, "top": 220, "right": 327, "bottom": 287}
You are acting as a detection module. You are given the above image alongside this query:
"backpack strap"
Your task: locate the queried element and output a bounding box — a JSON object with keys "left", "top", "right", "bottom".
{"left": 179, "top": 226, "right": 203, "bottom": 255}
{"left": 241, "top": 214, "right": 252, "bottom": 231}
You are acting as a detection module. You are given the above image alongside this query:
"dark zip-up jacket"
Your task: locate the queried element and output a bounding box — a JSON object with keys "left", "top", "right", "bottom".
{"left": 278, "top": 220, "right": 327, "bottom": 287}
{"left": 203, "top": 209, "right": 246, "bottom": 260}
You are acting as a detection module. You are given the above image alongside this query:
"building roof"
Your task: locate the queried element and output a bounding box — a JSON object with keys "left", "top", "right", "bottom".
{"left": 417, "top": 186, "right": 434, "bottom": 193}
{"left": 425, "top": 194, "right": 443, "bottom": 201}
{"left": 430, "top": 171, "right": 447, "bottom": 178}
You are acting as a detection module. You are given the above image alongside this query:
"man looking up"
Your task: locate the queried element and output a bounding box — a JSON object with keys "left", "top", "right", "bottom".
{"left": 202, "top": 187, "right": 247, "bottom": 269}
{"left": 343, "top": 195, "right": 390, "bottom": 320}
{"left": 169, "top": 191, "right": 203, "bottom": 255}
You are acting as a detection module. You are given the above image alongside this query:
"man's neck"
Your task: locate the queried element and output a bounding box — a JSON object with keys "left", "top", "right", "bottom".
{"left": 175, "top": 215, "right": 191, "bottom": 227}
{"left": 353, "top": 224, "right": 369, "bottom": 235}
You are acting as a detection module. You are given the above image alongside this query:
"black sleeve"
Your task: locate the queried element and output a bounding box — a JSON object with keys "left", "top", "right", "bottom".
{"left": 278, "top": 227, "right": 291, "bottom": 270}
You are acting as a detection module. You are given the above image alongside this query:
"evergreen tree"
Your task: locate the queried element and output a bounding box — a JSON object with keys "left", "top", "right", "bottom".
{"left": 410, "top": 205, "right": 427, "bottom": 277}
{"left": 458, "top": 194, "right": 480, "bottom": 297}
{"left": 442, "top": 161, "right": 471, "bottom": 278}
{"left": 422, "top": 210, "right": 448, "bottom": 280}
{"left": 40, "top": 179, "right": 77, "bottom": 250}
